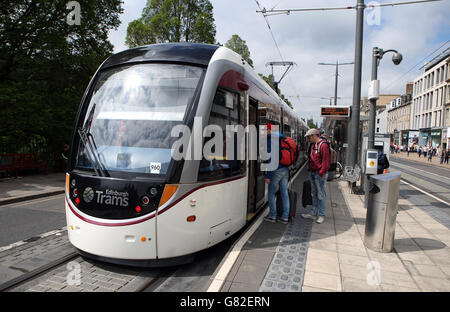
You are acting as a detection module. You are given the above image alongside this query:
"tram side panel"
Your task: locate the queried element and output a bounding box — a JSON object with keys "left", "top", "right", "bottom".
{"left": 156, "top": 177, "right": 247, "bottom": 259}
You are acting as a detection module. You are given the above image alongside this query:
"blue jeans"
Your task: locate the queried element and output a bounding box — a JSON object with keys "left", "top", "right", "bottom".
{"left": 309, "top": 171, "right": 327, "bottom": 217}
{"left": 268, "top": 167, "right": 290, "bottom": 220}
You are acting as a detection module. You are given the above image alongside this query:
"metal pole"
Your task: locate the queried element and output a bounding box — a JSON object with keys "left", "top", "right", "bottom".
{"left": 367, "top": 47, "right": 380, "bottom": 151}
{"left": 364, "top": 47, "right": 380, "bottom": 207}
{"left": 334, "top": 62, "right": 339, "bottom": 106}
{"left": 346, "top": 0, "right": 365, "bottom": 170}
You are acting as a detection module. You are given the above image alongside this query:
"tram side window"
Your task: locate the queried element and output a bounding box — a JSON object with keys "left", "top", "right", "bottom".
{"left": 198, "top": 88, "right": 245, "bottom": 181}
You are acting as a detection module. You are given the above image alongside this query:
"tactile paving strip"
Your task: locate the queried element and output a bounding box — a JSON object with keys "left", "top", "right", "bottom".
{"left": 259, "top": 207, "right": 313, "bottom": 292}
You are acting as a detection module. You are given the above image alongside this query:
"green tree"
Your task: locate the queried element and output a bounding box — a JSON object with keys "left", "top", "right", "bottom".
{"left": 225, "top": 34, "right": 253, "bottom": 67}
{"left": 0, "top": 0, "right": 123, "bottom": 157}
{"left": 126, "top": 0, "right": 216, "bottom": 48}
{"left": 307, "top": 118, "right": 318, "bottom": 129}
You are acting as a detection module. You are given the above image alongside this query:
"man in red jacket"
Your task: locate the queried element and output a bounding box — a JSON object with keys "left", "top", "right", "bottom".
{"left": 301, "top": 129, "right": 330, "bottom": 224}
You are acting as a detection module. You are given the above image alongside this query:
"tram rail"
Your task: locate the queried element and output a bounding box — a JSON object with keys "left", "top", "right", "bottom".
{"left": 0, "top": 252, "right": 79, "bottom": 292}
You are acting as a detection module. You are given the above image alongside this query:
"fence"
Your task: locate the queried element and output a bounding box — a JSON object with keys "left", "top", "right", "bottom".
{"left": 0, "top": 136, "right": 63, "bottom": 173}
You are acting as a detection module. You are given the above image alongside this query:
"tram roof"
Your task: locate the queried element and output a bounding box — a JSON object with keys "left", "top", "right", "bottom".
{"left": 102, "top": 43, "right": 219, "bottom": 69}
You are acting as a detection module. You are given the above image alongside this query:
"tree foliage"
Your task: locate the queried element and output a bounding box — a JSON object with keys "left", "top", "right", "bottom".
{"left": 126, "top": 0, "right": 216, "bottom": 48}
{"left": 225, "top": 34, "right": 253, "bottom": 67}
{"left": 0, "top": 0, "right": 123, "bottom": 156}
{"left": 307, "top": 118, "right": 318, "bottom": 129}
{"left": 258, "top": 74, "right": 293, "bottom": 109}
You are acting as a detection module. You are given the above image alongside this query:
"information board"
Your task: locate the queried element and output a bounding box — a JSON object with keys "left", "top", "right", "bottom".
{"left": 320, "top": 106, "right": 350, "bottom": 118}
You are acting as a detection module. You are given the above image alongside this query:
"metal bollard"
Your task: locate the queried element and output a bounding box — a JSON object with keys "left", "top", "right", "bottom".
{"left": 364, "top": 172, "right": 401, "bottom": 253}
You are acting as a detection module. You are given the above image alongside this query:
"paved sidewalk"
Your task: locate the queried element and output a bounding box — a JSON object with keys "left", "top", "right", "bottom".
{"left": 390, "top": 151, "right": 450, "bottom": 169}
{"left": 0, "top": 173, "right": 65, "bottom": 205}
{"left": 218, "top": 178, "right": 450, "bottom": 292}
{"left": 303, "top": 181, "right": 450, "bottom": 292}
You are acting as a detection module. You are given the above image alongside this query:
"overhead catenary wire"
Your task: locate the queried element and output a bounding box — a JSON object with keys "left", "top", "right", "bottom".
{"left": 256, "top": 0, "right": 443, "bottom": 108}
{"left": 254, "top": 0, "right": 302, "bottom": 108}
{"left": 257, "top": 0, "right": 442, "bottom": 16}
{"left": 382, "top": 40, "right": 450, "bottom": 93}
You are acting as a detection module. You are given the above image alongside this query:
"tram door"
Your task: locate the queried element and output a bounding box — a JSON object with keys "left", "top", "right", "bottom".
{"left": 247, "top": 98, "right": 265, "bottom": 220}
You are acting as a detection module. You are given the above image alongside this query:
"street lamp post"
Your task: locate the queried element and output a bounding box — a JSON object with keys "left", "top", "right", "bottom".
{"left": 367, "top": 47, "right": 403, "bottom": 152}
{"left": 364, "top": 47, "right": 403, "bottom": 207}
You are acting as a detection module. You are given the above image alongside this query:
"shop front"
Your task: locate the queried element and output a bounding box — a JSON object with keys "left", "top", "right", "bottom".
{"left": 401, "top": 131, "right": 409, "bottom": 146}
{"left": 431, "top": 129, "right": 442, "bottom": 148}
{"left": 394, "top": 130, "right": 400, "bottom": 146}
{"left": 419, "top": 128, "right": 430, "bottom": 147}
{"left": 445, "top": 128, "right": 449, "bottom": 150}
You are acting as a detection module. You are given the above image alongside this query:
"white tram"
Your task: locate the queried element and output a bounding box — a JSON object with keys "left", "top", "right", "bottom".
{"left": 65, "top": 43, "right": 309, "bottom": 266}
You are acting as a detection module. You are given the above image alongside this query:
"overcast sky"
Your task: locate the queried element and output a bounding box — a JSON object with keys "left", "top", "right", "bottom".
{"left": 108, "top": 0, "right": 450, "bottom": 124}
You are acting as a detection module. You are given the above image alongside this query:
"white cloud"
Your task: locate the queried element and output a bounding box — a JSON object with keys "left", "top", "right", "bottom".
{"left": 108, "top": 0, "right": 450, "bottom": 124}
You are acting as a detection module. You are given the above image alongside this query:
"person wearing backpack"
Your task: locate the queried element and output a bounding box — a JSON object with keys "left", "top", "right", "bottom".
{"left": 377, "top": 150, "right": 390, "bottom": 174}
{"left": 263, "top": 123, "right": 296, "bottom": 225}
{"left": 301, "top": 129, "right": 330, "bottom": 224}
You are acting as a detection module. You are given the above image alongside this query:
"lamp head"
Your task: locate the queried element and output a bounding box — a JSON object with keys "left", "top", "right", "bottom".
{"left": 392, "top": 53, "right": 403, "bottom": 65}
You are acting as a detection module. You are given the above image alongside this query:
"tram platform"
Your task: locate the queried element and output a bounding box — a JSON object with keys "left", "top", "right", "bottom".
{"left": 208, "top": 172, "right": 450, "bottom": 292}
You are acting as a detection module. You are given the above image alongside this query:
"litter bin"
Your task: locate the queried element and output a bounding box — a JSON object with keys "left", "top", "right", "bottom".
{"left": 364, "top": 171, "right": 401, "bottom": 253}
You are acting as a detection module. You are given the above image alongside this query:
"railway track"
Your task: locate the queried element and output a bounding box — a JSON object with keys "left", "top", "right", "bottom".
{"left": 0, "top": 251, "right": 79, "bottom": 292}
{"left": 0, "top": 236, "right": 164, "bottom": 292}
{"left": 0, "top": 251, "right": 163, "bottom": 292}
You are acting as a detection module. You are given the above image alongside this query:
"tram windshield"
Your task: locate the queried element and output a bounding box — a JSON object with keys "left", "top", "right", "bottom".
{"left": 75, "top": 63, "right": 204, "bottom": 176}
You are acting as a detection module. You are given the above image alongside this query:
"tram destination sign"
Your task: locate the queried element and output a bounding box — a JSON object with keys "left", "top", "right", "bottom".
{"left": 320, "top": 106, "right": 350, "bottom": 118}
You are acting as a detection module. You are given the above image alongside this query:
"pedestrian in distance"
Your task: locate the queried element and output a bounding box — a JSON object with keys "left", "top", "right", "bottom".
{"left": 301, "top": 129, "right": 330, "bottom": 224}
{"left": 263, "top": 123, "right": 292, "bottom": 225}
{"left": 61, "top": 143, "right": 70, "bottom": 172}
{"left": 440, "top": 148, "right": 445, "bottom": 164}
{"left": 428, "top": 147, "right": 433, "bottom": 162}
{"left": 445, "top": 148, "right": 450, "bottom": 165}
{"left": 377, "top": 150, "right": 390, "bottom": 174}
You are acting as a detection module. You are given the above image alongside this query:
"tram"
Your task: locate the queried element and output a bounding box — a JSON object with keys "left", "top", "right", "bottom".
{"left": 65, "top": 43, "right": 309, "bottom": 266}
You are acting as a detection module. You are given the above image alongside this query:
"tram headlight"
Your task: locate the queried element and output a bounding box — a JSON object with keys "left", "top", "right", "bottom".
{"left": 149, "top": 187, "right": 158, "bottom": 197}
{"left": 141, "top": 196, "right": 150, "bottom": 206}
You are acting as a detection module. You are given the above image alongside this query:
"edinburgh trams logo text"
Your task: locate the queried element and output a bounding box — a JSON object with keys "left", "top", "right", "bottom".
{"left": 95, "top": 189, "right": 129, "bottom": 207}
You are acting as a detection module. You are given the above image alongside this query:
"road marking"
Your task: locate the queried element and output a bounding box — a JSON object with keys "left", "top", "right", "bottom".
{"left": 289, "top": 161, "right": 308, "bottom": 189}
{"left": 207, "top": 162, "right": 308, "bottom": 292}
{"left": 391, "top": 160, "right": 450, "bottom": 182}
{"left": 0, "top": 193, "right": 65, "bottom": 209}
{"left": 401, "top": 179, "right": 450, "bottom": 207}
{"left": 0, "top": 227, "right": 67, "bottom": 253}
{"left": 207, "top": 205, "right": 268, "bottom": 292}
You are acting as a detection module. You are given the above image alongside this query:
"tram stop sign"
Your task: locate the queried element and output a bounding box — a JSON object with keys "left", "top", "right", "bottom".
{"left": 320, "top": 106, "right": 351, "bottom": 118}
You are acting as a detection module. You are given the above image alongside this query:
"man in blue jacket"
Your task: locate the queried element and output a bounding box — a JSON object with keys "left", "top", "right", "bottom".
{"left": 264, "top": 123, "right": 290, "bottom": 224}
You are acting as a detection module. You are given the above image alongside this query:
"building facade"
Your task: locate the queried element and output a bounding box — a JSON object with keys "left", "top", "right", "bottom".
{"left": 412, "top": 48, "right": 450, "bottom": 149}
{"left": 387, "top": 83, "right": 413, "bottom": 147}
{"left": 361, "top": 94, "right": 400, "bottom": 135}
{"left": 445, "top": 57, "right": 450, "bottom": 149}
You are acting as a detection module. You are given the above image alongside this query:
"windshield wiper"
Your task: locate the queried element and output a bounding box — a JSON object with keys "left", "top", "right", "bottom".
{"left": 78, "top": 128, "right": 109, "bottom": 177}
{"left": 77, "top": 103, "right": 109, "bottom": 177}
